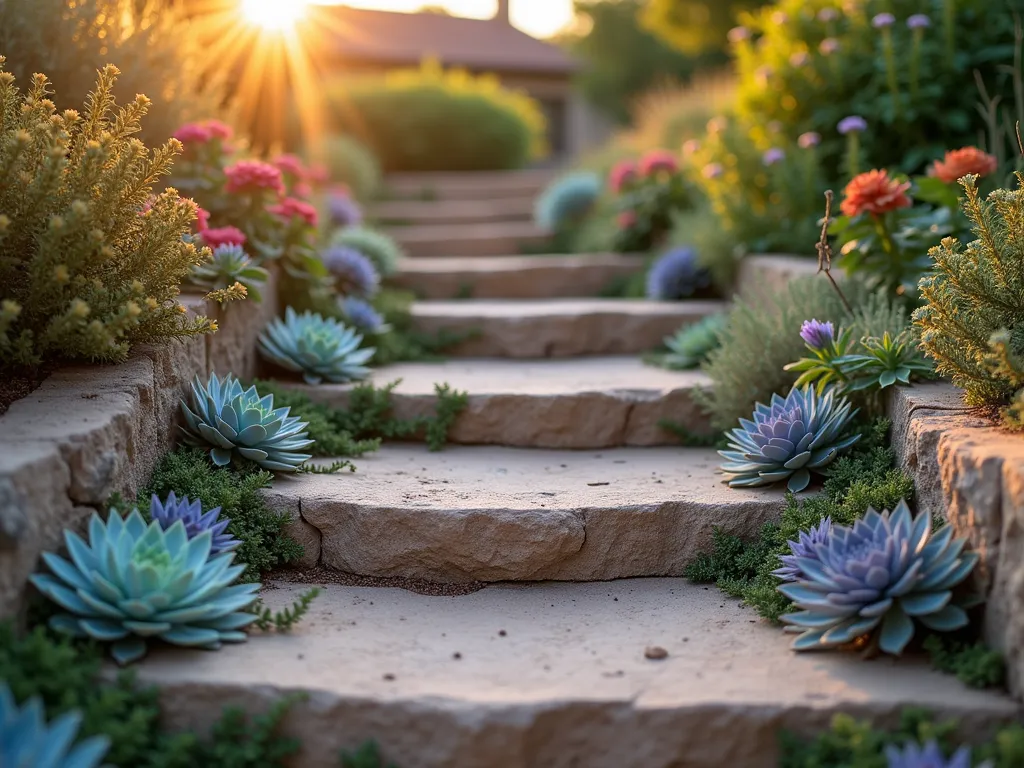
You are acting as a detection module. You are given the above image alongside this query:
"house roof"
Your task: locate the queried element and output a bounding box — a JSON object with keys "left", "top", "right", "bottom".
{"left": 301, "top": 5, "right": 578, "bottom": 76}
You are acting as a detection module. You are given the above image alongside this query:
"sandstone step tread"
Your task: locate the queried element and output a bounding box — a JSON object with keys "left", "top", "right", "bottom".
{"left": 266, "top": 445, "right": 784, "bottom": 581}
{"left": 410, "top": 298, "right": 726, "bottom": 357}
{"left": 390, "top": 221, "right": 549, "bottom": 258}
{"left": 287, "top": 357, "right": 712, "bottom": 448}
{"left": 384, "top": 169, "right": 558, "bottom": 201}
{"left": 138, "top": 579, "right": 1019, "bottom": 768}
{"left": 371, "top": 197, "right": 534, "bottom": 225}
{"left": 390, "top": 254, "right": 646, "bottom": 299}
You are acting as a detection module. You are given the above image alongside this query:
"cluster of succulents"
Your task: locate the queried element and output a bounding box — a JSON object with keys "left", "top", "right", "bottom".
{"left": 646, "top": 246, "right": 712, "bottom": 300}
{"left": 331, "top": 226, "right": 403, "bottom": 276}
{"left": 660, "top": 313, "right": 727, "bottom": 370}
{"left": 718, "top": 385, "right": 860, "bottom": 493}
{"left": 885, "top": 740, "right": 979, "bottom": 768}
{"left": 189, "top": 244, "right": 270, "bottom": 302}
{"left": 150, "top": 491, "right": 239, "bottom": 555}
{"left": 320, "top": 246, "right": 381, "bottom": 299}
{"left": 30, "top": 509, "right": 259, "bottom": 665}
{"left": 778, "top": 500, "right": 978, "bottom": 655}
{"left": 181, "top": 373, "right": 314, "bottom": 472}
{"left": 0, "top": 683, "right": 110, "bottom": 768}
{"left": 258, "top": 307, "right": 374, "bottom": 385}
{"left": 533, "top": 171, "right": 601, "bottom": 232}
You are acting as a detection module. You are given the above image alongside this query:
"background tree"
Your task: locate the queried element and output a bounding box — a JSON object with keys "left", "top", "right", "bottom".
{"left": 640, "top": 0, "right": 764, "bottom": 55}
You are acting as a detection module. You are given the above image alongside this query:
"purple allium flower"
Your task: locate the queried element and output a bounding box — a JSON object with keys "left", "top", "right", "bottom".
{"left": 819, "top": 37, "right": 841, "bottom": 55}
{"left": 320, "top": 245, "right": 380, "bottom": 298}
{"left": 149, "top": 492, "right": 238, "bottom": 555}
{"left": 727, "top": 26, "right": 751, "bottom": 43}
{"left": 872, "top": 12, "right": 896, "bottom": 28}
{"left": 798, "top": 131, "right": 821, "bottom": 148}
{"left": 701, "top": 162, "right": 724, "bottom": 179}
{"left": 773, "top": 517, "right": 833, "bottom": 581}
{"left": 646, "top": 247, "right": 711, "bottom": 301}
{"left": 789, "top": 51, "right": 811, "bottom": 67}
{"left": 328, "top": 192, "right": 363, "bottom": 228}
{"left": 837, "top": 115, "right": 868, "bottom": 134}
{"left": 885, "top": 740, "right": 974, "bottom": 768}
{"left": 800, "top": 318, "right": 835, "bottom": 348}
{"left": 817, "top": 7, "right": 839, "bottom": 22}
{"left": 906, "top": 13, "right": 931, "bottom": 29}
{"left": 763, "top": 147, "right": 786, "bottom": 166}
{"left": 339, "top": 296, "right": 387, "bottom": 335}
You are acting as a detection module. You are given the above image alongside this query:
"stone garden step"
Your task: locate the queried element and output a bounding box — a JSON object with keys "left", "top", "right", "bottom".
{"left": 286, "top": 357, "right": 712, "bottom": 449}
{"left": 371, "top": 197, "right": 535, "bottom": 226}
{"left": 138, "top": 579, "right": 1019, "bottom": 768}
{"left": 384, "top": 169, "right": 558, "bottom": 201}
{"left": 390, "top": 254, "right": 645, "bottom": 299}
{"left": 410, "top": 298, "right": 726, "bottom": 357}
{"left": 265, "top": 445, "right": 782, "bottom": 581}
{"left": 389, "top": 221, "right": 550, "bottom": 258}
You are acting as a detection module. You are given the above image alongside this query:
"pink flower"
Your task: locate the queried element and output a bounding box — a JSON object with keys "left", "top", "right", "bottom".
{"left": 200, "top": 226, "right": 247, "bottom": 248}
{"left": 330, "top": 183, "right": 353, "bottom": 198}
{"left": 292, "top": 181, "right": 313, "bottom": 200}
{"left": 617, "top": 211, "right": 637, "bottom": 229}
{"left": 268, "top": 196, "right": 319, "bottom": 227}
{"left": 196, "top": 206, "right": 211, "bottom": 232}
{"left": 174, "top": 123, "right": 212, "bottom": 144}
{"left": 307, "top": 163, "right": 331, "bottom": 185}
{"left": 609, "top": 160, "right": 639, "bottom": 193}
{"left": 273, "top": 153, "right": 308, "bottom": 180}
{"left": 202, "top": 120, "right": 234, "bottom": 140}
{"left": 224, "top": 160, "right": 285, "bottom": 195}
{"left": 639, "top": 149, "right": 679, "bottom": 177}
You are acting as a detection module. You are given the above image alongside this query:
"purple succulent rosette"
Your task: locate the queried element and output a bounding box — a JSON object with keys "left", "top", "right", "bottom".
{"left": 150, "top": 491, "right": 238, "bottom": 555}
{"left": 885, "top": 739, "right": 980, "bottom": 768}
{"left": 773, "top": 517, "right": 833, "bottom": 582}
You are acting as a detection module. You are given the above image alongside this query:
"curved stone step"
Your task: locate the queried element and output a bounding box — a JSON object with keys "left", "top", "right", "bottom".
{"left": 384, "top": 169, "right": 558, "bottom": 201}
{"left": 371, "top": 197, "right": 534, "bottom": 226}
{"left": 390, "top": 254, "right": 645, "bottom": 299}
{"left": 286, "top": 357, "right": 712, "bottom": 449}
{"left": 265, "top": 445, "right": 782, "bottom": 582}
{"left": 390, "top": 221, "right": 550, "bottom": 258}
{"left": 411, "top": 299, "right": 725, "bottom": 357}
{"left": 138, "top": 580, "right": 1019, "bottom": 768}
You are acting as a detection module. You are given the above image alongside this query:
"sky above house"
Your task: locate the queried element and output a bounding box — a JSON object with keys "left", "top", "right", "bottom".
{"left": 313, "top": 0, "right": 575, "bottom": 39}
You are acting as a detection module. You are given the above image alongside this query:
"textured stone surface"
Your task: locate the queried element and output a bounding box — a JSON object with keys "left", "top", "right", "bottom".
{"left": 264, "top": 446, "right": 787, "bottom": 580}
{"left": 886, "top": 383, "right": 1024, "bottom": 696}
{"left": 412, "top": 299, "right": 725, "bottom": 357}
{"left": 389, "top": 254, "right": 646, "bottom": 299}
{"left": 138, "top": 580, "right": 1019, "bottom": 768}
{"left": 390, "top": 221, "right": 550, "bottom": 258}
{"left": 735, "top": 254, "right": 822, "bottom": 299}
{"left": 371, "top": 197, "right": 534, "bottom": 226}
{"left": 384, "top": 169, "right": 557, "bottom": 201}
{"left": 288, "top": 358, "right": 713, "bottom": 448}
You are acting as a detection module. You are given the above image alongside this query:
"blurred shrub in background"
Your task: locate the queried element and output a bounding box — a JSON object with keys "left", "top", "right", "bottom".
{"left": 314, "top": 135, "right": 383, "bottom": 201}
{"left": 0, "top": 0, "right": 229, "bottom": 145}
{"left": 327, "top": 59, "right": 546, "bottom": 172}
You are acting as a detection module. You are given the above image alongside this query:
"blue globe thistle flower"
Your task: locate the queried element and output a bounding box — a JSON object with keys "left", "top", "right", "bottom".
{"left": 339, "top": 296, "right": 388, "bottom": 335}
{"left": 328, "top": 192, "right": 364, "bottom": 229}
{"left": 773, "top": 517, "right": 832, "bottom": 582}
{"left": 320, "top": 245, "right": 380, "bottom": 298}
{"left": 885, "top": 740, "right": 978, "bottom": 768}
{"left": 645, "top": 247, "right": 711, "bottom": 300}
{"left": 149, "top": 491, "right": 238, "bottom": 555}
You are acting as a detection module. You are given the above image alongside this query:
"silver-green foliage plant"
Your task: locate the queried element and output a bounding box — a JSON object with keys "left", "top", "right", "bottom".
{"left": 181, "top": 373, "right": 314, "bottom": 472}
{"left": 660, "top": 313, "right": 727, "bottom": 370}
{"left": 0, "top": 62, "right": 214, "bottom": 369}
{"left": 0, "top": 682, "right": 109, "bottom": 768}
{"left": 533, "top": 171, "right": 601, "bottom": 232}
{"left": 30, "top": 509, "right": 259, "bottom": 665}
{"left": 189, "top": 244, "right": 269, "bottom": 303}
{"left": 779, "top": 500, "right": 978, "bottom": 656}
{"left": 258, "top": 307, "right": 374, "bottom": 385}
{"left": 915, "top": 174, "right": 1024, "bottom": 424}
{"left": 330, "top": 226, "right": 403, "bottom": 276}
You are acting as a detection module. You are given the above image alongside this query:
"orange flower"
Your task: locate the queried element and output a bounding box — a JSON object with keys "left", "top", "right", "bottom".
{"left": 840, "top": 170, "right": 912, "bottom": 217}
{"left": 928, "top": 147, "right": 999, "bottom": 184}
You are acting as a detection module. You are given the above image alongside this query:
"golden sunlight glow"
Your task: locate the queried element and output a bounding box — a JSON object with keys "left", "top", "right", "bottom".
{"left": 241, "top": 0, "right": 309, "bottom": 30}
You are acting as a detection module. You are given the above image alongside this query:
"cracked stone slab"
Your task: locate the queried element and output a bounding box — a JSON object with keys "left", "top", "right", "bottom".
{"left": 390, "top": 221, "right": 550, "bottom": 258}
{"left": 262, "top": 446, "right": 787, "bottom": 581}
{"left": 371, "top": 197, "right": 534, "bottom": 226}
{"left": 384, "top": 169, "right": 558, "bottom": 201}
{"left": 389, "top": 254, "right": 646, "bottom": 299}
{"left": 138, "top": 580, "right": 1020, "bottom": 768}
{"left": 411, "top": 299, "right": 725, "bottom": 357}
{"left": 285, "top": 357, "right": 713, "bottom": 448}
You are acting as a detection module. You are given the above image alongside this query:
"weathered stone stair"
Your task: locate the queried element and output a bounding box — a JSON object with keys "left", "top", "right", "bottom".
{"left": 371, "top": 196, "right": 535, "bottom": 226}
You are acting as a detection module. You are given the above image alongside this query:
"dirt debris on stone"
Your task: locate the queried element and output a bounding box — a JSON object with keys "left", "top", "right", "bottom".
{"left": 270, "top": 566, "right": 486, "bottom": 597}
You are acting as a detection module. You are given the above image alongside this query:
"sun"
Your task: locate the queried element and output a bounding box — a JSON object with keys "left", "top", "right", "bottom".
{"left": 240, "top": 0, "right": 308, "bottom": 31}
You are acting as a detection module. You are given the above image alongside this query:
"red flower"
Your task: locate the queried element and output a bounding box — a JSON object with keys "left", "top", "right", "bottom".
{"left": 928, "top": 147, "right": 999, "bottom": 184}
{"left": 203, "top": 120, "right": 234, "bottom": 141}
{"left": 273, "top": 153, "right": 308, "bottom": 180}
{"left": 840, "top": 170, "right": 912, "bottom": 217}
{"left": 617, "top": 211, "right": 637, "bottom": 229}
{"left": 609, "top": 160, "right": 639, "bottom": 194}
{"left": 224, "top": 160, "right": 285, "bottom": 195}
{"left": 195, "top": 207, "right": 211, "bottom": 232}
{"left": 174, "top": 123, "right": 212, "bottom": 144}
{"left": 639, "top": 149, "right": 679, "bottom": 177}
{"left": 200, "top": 226, "right": 247, "bottom": 248}
{"left": 268, "top": 196, "right": 319, "bottom": 227}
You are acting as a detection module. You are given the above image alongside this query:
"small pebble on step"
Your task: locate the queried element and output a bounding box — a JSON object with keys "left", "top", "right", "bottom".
{"left": 645, "top": 646, "right": 669, "bottom": 660}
